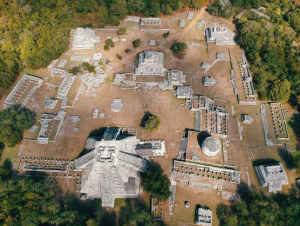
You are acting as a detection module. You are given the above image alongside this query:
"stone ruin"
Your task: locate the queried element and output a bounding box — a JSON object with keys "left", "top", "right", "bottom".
{"left": 270, "top": 103, "right": 289, "bottom": 140}
{"left": 73, "top": 127, "right": 148, "bottom": 207}
{"left": 201, "top": 137, "right": 221, "bottom": 157}
{"left": 111, "top": 99, "right": 123, "bottom": 112}
{"left": 140, "top": 18, "right": 161, "bottom": 25}
{"left": 135, "top": 51, "right": 165, "bottom": 76}
{"left": 72, "top": 28, "right": 100, "bottom": 50}
{"left": 28, "top": 125, "right": 39, "bottom": 133}
{"left": 216, "top": 52, "right": 227, "bottom": 61}
{"left": 187, "top": 12, "right": 194, "bottom": 20}
{"left": 201, "top": 62, "right": 210, "bottom": 69}
{"left": 203, "top": 76, "right": 218, "bottom": 87}
{"left": 260, "top": 104, "right": 274, "bottom": 146}
{"left": 241, "top": 114, "right": 254, "bottom": 124}
{"left": 179, "top": 19, "right": 186, "bottom": 27}
{"left": 255, "top": 163, "right": 288, "bottom": 193}
{"left": 70, "top": 56, "right": 81, "bottom": 61}
{"left": 57, "top": 74, "right": 75, "bottom": 99}
{"left": 113, "top": 51, "right": 187, "bottom": 91}
{"left": 195, "top": 206, "right": 213, "bottom": 226}
{"left": 69, "top": 115, "right": 80, "bottom": 123}
{"left": 205, "top": 25, "right": 235, "bottom": 46}
{"left": 4, "top": 74, "right": 43, "bottom": 108}
{"left": 37, "top": 110, "right": 66, "bottom": 144}
{"left": 47, "top": 59, "right": 58, "bottom": 69}
{"left": 92, "top": 109, "right": 99, "bottom": 118}
{"left": 124, "top": 16, "right": 140, "bottom": 23}
{"left": 196, "top": 20, "right": 208, "bottom": 30}
{"left": 136, "top": 140, "right": 166, "bottom": 156}
{"left": 57, "top": 59, "right": 67, "bottom": 68}
{"left": 149, "top": 40, "right": 156, "bottom": 46}
{"left": 93, "top": 53, "right": 102, "bottom": 60}
{"left": 172, "top": 160, "right": 241, "bottom": 185}
{"left": 173, "top": 86, "right": 193, "bottom": 99}
{"left": 51, "top": 68, "right": 67, "bottom": 77}
{"left": 44, "top": 97, "right": 58, "bottom": 109}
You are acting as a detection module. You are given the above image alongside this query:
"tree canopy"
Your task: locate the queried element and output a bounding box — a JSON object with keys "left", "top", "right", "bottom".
{"left": 142, "top": 115, "right": 160, "bottom": 132}
{"left": 133, "top": 39, "right": 141, "bottom": 48}
{"left": 170, "top": 42, "right": 188, "bottom": 59}
{"left": 141, "top": 170, "right": 172, "bottom": 202}
{"left": 0, "top": 106, "right": 36, "bottom": 147}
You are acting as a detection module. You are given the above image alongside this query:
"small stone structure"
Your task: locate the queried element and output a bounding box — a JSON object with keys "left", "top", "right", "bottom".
{"left": 57, "top": 59, "right": 67, "bottom": 68}
{"left": 195, "top": 206, "right": 213, "bottom": 226}
{"left": 149, "top": 40, "right": 156, "bottom": 46}
{"left": 216, "top": 52, "right": 227, "bottom": 61}
{"left": 185, "top": 201, "right": 190, "bottom": 208}
{"left": 203, "top": 76, "right": 218, "bottom": 87}
{"left": 4, "top": 74, "right": 43, "bottom": 108}
{"left": 51, "top": 68, "right": 68, "bottom": 77}
{"left": 93, "top": 53, "right": 102, "bottom": 60}
{"left": 168, "top": 70, "right": 186, "bottom": 86}
{"left": 28, "top": 125, "right": 39, "bottom": 133}
{"left": 37, "top": 110, "right": 66, "bottom": 144}
{"left": 72, "top": 28, "right": 100, "bottom": 50}
{"left": 70, "top": 56, "right": 81, "bottom": 61}
{"left": 201, "top": 137, "right": 221, "bottom": 157}
{"left": 44, "top": 97, "right": 58, "bottom": 109}
{"left": 111, "top": 99, "right": 123, "bottom": 112}
{"left": 140, "top": 18, "right": 161, "bottom": 25}
{"left": 92, "top": 109, "right": 99, "bottom": 118}
{"left": 137, "top": 140, "right": 166, "bottom": 156}
{"left": 173, "top": 86, "right": 193, "bottom": 99}
{"left": 187, "top": 12, "right": 194, "bottom": 20}
{"left": 57, "top": 74, "right": 75, "bottom": 99}
{"left": 241, "top": 114, "right": 254, "bottom": 124}
{"left": 124, "top": 16, "right": 140, "bottom": 22}
{"left": 69, "top": 115, "right": 80, "bottom": 123}
{"left": 254, "top": 163, "right": 288, "bottom": 193}
{"left": 260, "top": 104, "right": 274, "bottom": 146}
{"left": 179, "top": 19, "right": 186, "bottom": 27}
{"left": 205, "top": 25, "right": 235, "bottom": 46}
{"left": 73, "top": 127, "right": 148, "bottom": 207}
{"left": 196, "top": 20, "right": 208, "bottom": 30}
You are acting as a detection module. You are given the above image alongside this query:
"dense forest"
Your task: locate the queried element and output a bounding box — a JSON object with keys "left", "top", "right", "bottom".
{"left": 208, "top": 0, "right": 300, "bottom": 105}
{"left": 0, "top": 0, "right": 206, "bottom": 95}
{"left": 217, "top": 189, "right": 300, "bottom": 226}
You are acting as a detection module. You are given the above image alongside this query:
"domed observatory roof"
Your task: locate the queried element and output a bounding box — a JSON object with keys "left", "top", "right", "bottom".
{"left": 201, "top": 137, "right": 221, "bottom": 157}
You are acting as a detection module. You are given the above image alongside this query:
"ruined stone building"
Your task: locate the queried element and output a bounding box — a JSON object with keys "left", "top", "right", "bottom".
{"left": 74, "top": 127, "right": 158, "bottom": 207}
{"left": 205, "top": 25, "right": 235, "bottom": 46}
{"left": 72, "top": 28, "right": 100, "bottom": 50}
{"left": 135, "top": 51, "right": 166, "bottom": 76}
{"left": 254, "top": 163, "right": 288, "bottom": 193}
{"left": 195, "top": 206, "right": 213, "bottom": 226}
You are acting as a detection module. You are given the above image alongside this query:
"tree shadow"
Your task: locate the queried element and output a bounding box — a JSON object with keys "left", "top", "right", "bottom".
{"left": 140, "top": 111, "right": 154, "bottom": 128}
{"left": 288, "top": 114, "right": 300, "bottom": 147}
{"left": 148, "top": 159, "right": 163, "bottom": 173}
{"left": 278, "top": 146, "right": 294, "bottom": 170}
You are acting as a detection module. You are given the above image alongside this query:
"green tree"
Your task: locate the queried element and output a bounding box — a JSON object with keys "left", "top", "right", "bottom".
{"left": 170, "top": 42, "right": 188, "bottom": 59}
{"left": 270, "top": 79, "right": 291, "bottom": 102}
{"left": 69, "top": 66, "right": 81, "bottom": 75}
{"left": 109, "top": 0, "right": 128, "bottom": 19}
{"left": 133, "top": 39, "right": 141, "bottom": 47}
{"left": 127, "top": 0, "right": 145, "bottom": 14}
{"left": 117, "top": 27, "right": 127, "bottom": 35}
{"left": 105, "top": 39, "right": 115, "bottom": 47}
{"left": 143, "top": 115, "right": 160, "bottom": 132}
{"left": 163, "top": 31, "right": 170, "bottom": 39}
{"left": 117, "top": 54, "right": 122, "bottom": 60}
{"left": 82, "top": 62, "right": 95, "bottom": 73}
{"left": 104, "top": 44, "right": 110, "bottom": 51}
{"left": 141, "top": 170, "right": 171, "bottom": 202}
{"left": 0, "top": 106, "right": 36, "bottom": 147}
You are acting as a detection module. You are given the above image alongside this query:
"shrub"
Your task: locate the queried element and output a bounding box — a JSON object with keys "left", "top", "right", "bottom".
{"left": 117, "top": 54, "right": 122, "bottom": 60}
{"left": 98, "top": 22, "right": 105, "bottom": 28}
{"left": 105, "top": 39, "right": 115, "bottom": 47}
{"left": 170, "top": 42, "right": 188, "bottom": 59}
{"left": 69, "top": 66, "right": 81, "bottom": 75}
{"left": 104, "top": 44, "right": 109, "bottom": 51}
{"left": 117, "top": 27, "right": 127, "bottom": 35}
{"left": 142, "top": 115, "right": 160, "bottom": 132}
{"left": 125, "top": 49, "right": 132, "bottom": 54}
{"left": 82, "top": 62, "right": 95, "bottom": 73}
{"left": 133, "top": 39, "right": 141, "bottom": 47}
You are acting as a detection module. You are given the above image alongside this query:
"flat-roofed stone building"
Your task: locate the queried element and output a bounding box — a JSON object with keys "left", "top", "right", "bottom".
{"left": 72, "top": 28, "right": 100, "bottom": 50}
{"left": 205, "top": 25, "right": 235, "bottom": 46}
{"left": 74, "top": 127, "right": 148, "bottom": 207}
{"left": 195, "top": 206, "right": 213, "bottom": 226}
{"left": 254, "top": 163, "right": 288, "bottom": 193}
{"left": 135, "top": 51, "right": 166, "bottom": 76}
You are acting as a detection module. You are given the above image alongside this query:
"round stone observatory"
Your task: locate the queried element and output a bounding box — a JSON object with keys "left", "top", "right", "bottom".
{"left": 201, "top": 136, "right": 221, "bottom": 157}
